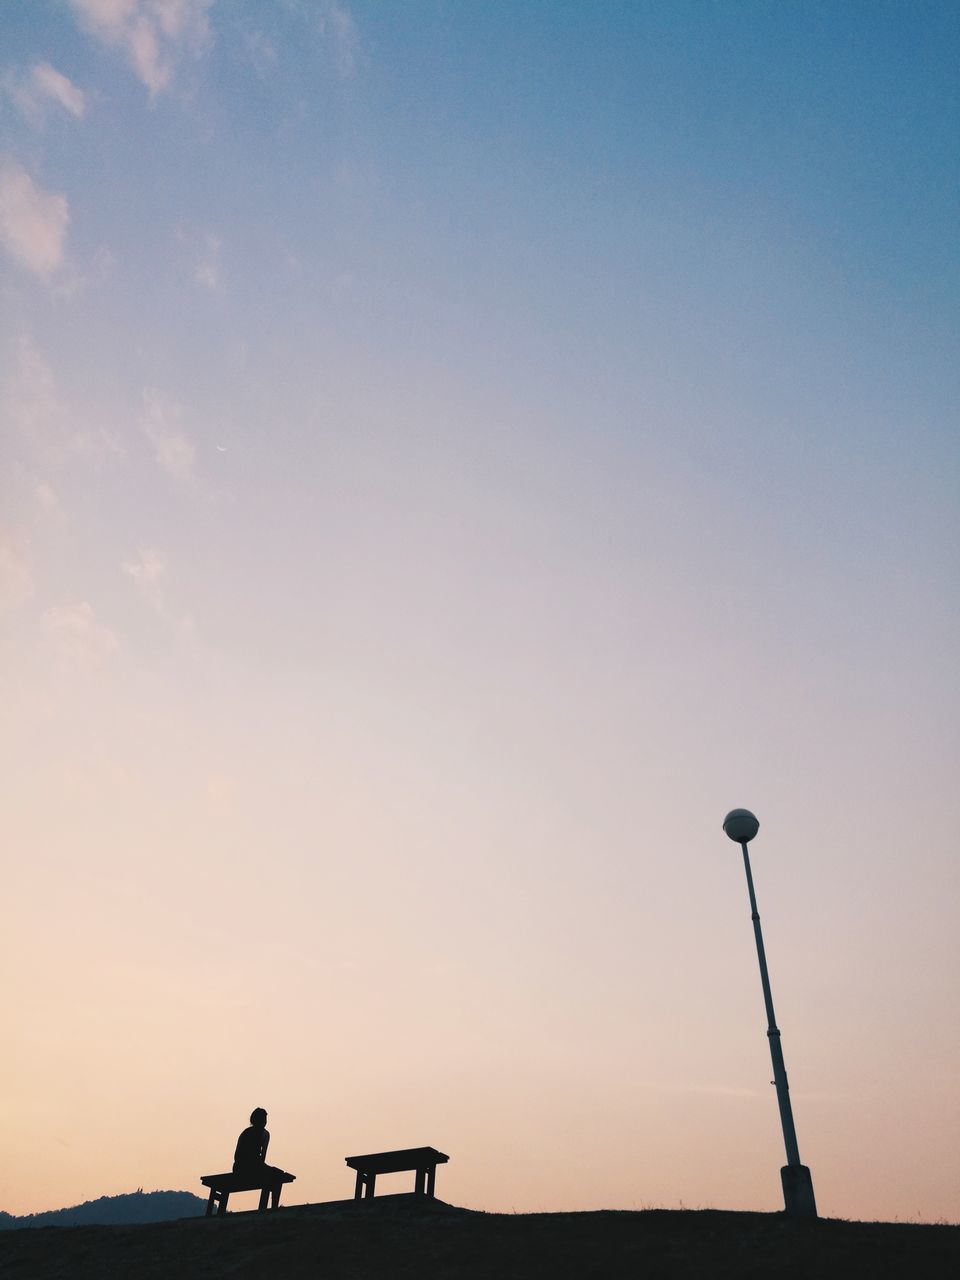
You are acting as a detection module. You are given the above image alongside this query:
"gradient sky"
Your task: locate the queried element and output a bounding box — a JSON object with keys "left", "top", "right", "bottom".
{"left": 2, "top": 1, "right": 958, "bottom": 1223}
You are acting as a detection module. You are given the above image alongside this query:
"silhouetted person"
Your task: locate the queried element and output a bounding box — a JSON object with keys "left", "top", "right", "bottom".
{"left": 234, "top": 1108, "right": 283, "bottom": 1180}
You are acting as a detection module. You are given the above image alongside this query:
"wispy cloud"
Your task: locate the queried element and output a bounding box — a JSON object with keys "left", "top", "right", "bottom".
{"left": 0, "top": 535, "right": 34, "bottom": 613}
{"left": 122, "top": 546, "right": 166, "bottom": 610}
{"left": 35, "top": 483, "right": 61, "bottom": 514}
{"left": 319, "top": 0, "right": 359, "bottom": 78}
{"left": 122, "top": 546, "right": 196, "bottom": 638}
{"left": 34, "top": 482, "right": 66, "bottom": 526}
{"left": 68, "top": 0, "right": 213, "bottom": 96}
{"left": 0, "top": 161, "right": 69, "bottom": 277}
{"left": 3, "top": 62, "right": 87, "bottom": 126}
{"left": 43, "top": 601, "right": 120, "bottom": 662}
{"left": 284, "top": 0, "right": 360, "bottom": 78}
{"left": 6, "top": 337, "right": 61, "bottom": 448}
{"left": 177, "top": 225, "right": 223, "bottom": 290}
{"left": 241, "top": 29, "right": 278, "bottom": 76}
{"left": 5, "top": 338, "right": 125, "bottom": 461}
{"left": 140, "top": 391, "right": 196, "bottom": 481}
{"left": 193, "top": 231, "right": 222, "bottom": 291}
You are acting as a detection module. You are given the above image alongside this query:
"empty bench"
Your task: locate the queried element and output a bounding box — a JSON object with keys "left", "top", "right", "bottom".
{"left": 346, "top": 1146, "right": 449, "bottom": 1200}
{"left": 200, "top": 1169, "right": 296, "bottom": 1215}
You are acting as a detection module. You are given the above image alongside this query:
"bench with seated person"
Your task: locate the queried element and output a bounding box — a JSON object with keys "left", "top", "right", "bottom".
{"left": 201, "top": 1107, "right": 296, "bottom": 1215}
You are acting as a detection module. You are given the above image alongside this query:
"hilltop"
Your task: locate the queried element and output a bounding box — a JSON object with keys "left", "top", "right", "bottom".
{"left": 0, "top": 1194, "right": 957, "bottom": 1279}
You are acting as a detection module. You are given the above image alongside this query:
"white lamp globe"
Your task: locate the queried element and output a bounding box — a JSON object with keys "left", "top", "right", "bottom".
{"left": 723, "top": 808, "right": 759, "bottom": 844}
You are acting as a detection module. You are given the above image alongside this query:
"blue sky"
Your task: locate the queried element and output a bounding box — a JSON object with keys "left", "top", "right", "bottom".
{"left": 1, "top": 1, "right": 958, "bottom": 1220}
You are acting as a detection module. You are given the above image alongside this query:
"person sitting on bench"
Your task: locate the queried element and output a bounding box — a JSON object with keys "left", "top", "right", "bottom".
{"left": 234, "top": 1107, "right": 283, "bottom": 1180}
{"left": 202, "top": 1109, "right": 295, "bottom": 1215}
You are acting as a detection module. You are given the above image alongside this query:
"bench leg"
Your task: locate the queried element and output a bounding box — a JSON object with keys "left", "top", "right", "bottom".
{"left": 426, "top": 1165, "right": 436, "bottom": 1197}
{"left": 217, "top": 1191, "right": 229, "bottom": 1217}
{"left": 364, "top": 1173, "right": 376, "bottom": 1199}
{"left": 355, "top": 1170, "right": 364, "bottom": 1201}
{"left": 271, "top": 1184, "right": 282, "bottom": 1210}
{"left": 206, "top": 1188, "right": 217, "bottom": 1217}
{"left": 414, "top": 1167, "right": 425, "bottom": 1196}
{"left": 258, "top": 1186, "right": 270, "bottom": 1212}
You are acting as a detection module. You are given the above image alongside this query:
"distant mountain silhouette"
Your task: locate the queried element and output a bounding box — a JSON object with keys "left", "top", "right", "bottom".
{"left": 0, "top": 1189, "right": 206, "bottom": 1230}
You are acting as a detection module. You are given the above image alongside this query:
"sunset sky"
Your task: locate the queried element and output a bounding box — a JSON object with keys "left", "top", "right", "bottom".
{"left": 2, "top": 1, "right": 958, "bottom": 1223}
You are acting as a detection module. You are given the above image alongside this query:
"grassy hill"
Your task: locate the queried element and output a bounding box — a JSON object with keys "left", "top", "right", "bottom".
{"left": 0, "top": 1194, "right": 956, "bottom": 1279}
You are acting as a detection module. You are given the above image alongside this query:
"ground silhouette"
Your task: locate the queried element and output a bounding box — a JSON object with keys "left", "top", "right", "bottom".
{"left": 0, "top": 1196, "right": 956, "bottom": 1279}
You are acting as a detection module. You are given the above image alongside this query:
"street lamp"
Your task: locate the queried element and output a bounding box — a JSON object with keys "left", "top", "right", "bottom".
{"left": 723, "top": 808, "right": 818, "bottom": 1219}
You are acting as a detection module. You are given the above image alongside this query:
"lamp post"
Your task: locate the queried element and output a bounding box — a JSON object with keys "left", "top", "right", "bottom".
{"left": 723, "top": 808, "right": 818, "bottom": 1219}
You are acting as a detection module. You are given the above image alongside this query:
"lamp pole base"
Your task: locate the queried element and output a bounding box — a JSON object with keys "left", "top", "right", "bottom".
{"left": 781, "top": 1165, "right": 818, "bottom": 1219}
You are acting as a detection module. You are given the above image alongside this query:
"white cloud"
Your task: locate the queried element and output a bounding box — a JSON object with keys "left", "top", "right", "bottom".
{"left": 241, "top": 29, "right": 278, "bottom": 76}
{"left": 319, "top": 1, "right": 359, "bottom": 78}
{"left": 43, "top": 601, "right": 120, "bottom": 662}
{"left": 122, "top": 545, "right": 196, "bottom": 638}
{"left": 69, "top": 0, "right": 213, "bottom": 96}
{"left": 35, "top": 482, "right": 60, "bottom": 512}
{"left": 0, "top": 161, "right": 69, "bottom": 277}
{"left": 283, "top": 0, "right": 359, "bottom": 77}
{"left": 140, "top": 391, "right": 196, "bottom": 481}
{"left": 3, "top": 62, "right": 87, "bottom": 126}
{"left": 5, "top": 338, "right": 125, "bottom": 460}
{"left": 122, "top": 546, "right": 166, "bottom": 610}
{"left": 34, "top": 482, "right": 64, "bottom": 523}
{"left": 6, "top": 338, "right": 62, "bottom": 448}
{"left": 51, "top": 243, "right": 118, "bottom": 302}
{"left": 0, "top": 536, "right": 34, "bottom": 612}
{"left": 33, "top": 63, "right": 87, "bottom": 117}
{"left": 193, "top": 231, "right": 222, "bottom": 291}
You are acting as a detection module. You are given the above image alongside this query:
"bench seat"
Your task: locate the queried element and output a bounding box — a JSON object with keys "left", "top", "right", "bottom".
{"left": 201, "top": 1169, "right": 296, "bottom": 1215}
{"left": 345, "top": 1146, "right": 449, "bottom": 1200}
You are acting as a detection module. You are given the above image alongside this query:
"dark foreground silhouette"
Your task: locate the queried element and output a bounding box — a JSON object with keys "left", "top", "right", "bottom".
{"left": 1, "top": 1197, "right": 957, "bottom": 1280}
{"left": 202, "top": 1108, "right": 296, "bottom": 1214}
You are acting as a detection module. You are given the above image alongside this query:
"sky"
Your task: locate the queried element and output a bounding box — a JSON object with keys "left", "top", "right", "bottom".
{"left": 1, "top": 0, "right": 958, "bottom": 1224}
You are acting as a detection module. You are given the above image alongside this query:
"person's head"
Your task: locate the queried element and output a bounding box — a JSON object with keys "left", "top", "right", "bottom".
{"left": 250, "top": 1108, "right": 268, "bottom": 1129}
